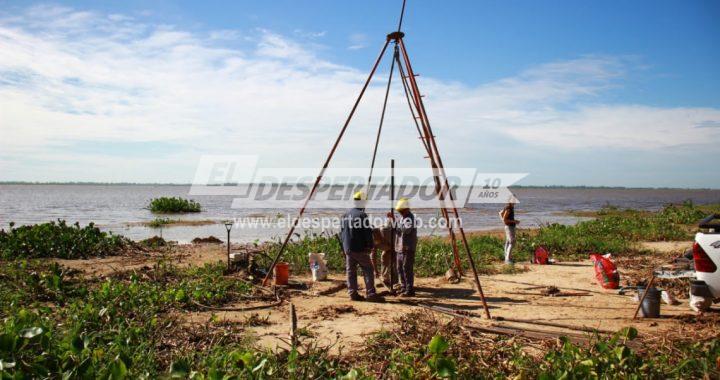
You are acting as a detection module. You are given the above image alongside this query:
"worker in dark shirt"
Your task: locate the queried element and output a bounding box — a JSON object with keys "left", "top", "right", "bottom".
{"left": 340, "top": 191, "right": 383, "bottom": 302}
{"left": 389, "top": 198, "right": 417, "bottom": 297}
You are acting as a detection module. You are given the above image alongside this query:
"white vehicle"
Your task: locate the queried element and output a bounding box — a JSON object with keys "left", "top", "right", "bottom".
{"left": 693, "top": 214, "right": 720, "bottom": 299}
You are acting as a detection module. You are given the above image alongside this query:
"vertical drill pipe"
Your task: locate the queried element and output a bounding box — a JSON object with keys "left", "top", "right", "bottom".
{"left": 390, "top": 158, "right": 397, "bottom": 288}
{"left": 227, "top": 229, "right": 231, "bottom": 269}
{"left": 396, "top": 0, "right": 407, "bottom": 33}
{"left": 398, "top": 38, "right": 491, "bottom": 318}
{"left": 262, "top": 39, "right": 391, "bottom": 285}
{"left": 394, "top": 51, "right": 464, "bottom": 277}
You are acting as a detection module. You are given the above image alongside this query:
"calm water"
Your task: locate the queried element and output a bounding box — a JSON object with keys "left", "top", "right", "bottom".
{"left": 1, "top": 184, "right": 718, "bottom": 243}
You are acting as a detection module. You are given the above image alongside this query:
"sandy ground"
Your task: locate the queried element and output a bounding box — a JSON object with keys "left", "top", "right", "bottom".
{"left": 184, "top": 258, "right": 701, "bottom": 353}
{"left": 57, "top": 241, "right": 711, "bottom": 353}
{"left": 638, "top": 240, "right": 693, "bottom": 255}
{"left": 54, "top": 243, "right": 227, "bottom": 277}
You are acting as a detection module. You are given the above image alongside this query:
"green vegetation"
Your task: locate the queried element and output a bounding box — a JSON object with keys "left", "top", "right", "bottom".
{"left": 354, "top": 312, "right": 720, "bottom": 379}
{"left": 148, "top": 197, "right": 201, "bottom": 213}
{"left": 521, "top": 201, "right": 718, "bottom": 260}
{"left": 0, "top": 260, "right": 253, "bottom": 378}
{"left": 3, "top": 260, "right": 716, "bottom": 378}
{"left": 264, "top": 232, "right": 345, "bottom": 273}
{"left": 144, "top": 218, "right": 216, "bottom": 228}
{"left": 2, "top": 202, "right": 719, "bottom": 378}
{"left": 140, "top": 235, "right": 168, "bottom": 249}
{"left": 147, "top": 217, "right": 172, "bottom": 228}
{"left": 0, "top": 220, "right": 126, "bottom": 259}
{"left": 261, "top": 202, "right": 720, "bottom": 275}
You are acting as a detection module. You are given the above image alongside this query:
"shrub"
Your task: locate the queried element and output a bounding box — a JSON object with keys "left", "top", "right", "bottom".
{"left": 0, "top": 220, "right": 125, "bottom": 259}
{"left": 0, "top": 261, "right": 253, "bottom": 378}
{"left": 148, "top": 197, "right": 201, "bottom": 213}
{"left": 147, "top": 218, "right": 172, "bottom": 228}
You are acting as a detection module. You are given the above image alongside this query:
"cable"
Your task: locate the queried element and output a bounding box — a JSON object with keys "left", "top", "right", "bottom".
{"left": 367, "top": 46, "right": 397, "bottom": 186}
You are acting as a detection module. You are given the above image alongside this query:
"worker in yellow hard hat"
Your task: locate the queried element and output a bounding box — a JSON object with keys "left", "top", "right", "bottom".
{"left": 394, "top": 197, "right": 409, "bottom": 212}
{"left": 340, "top": 190, "right": 384, "bottom": 302}
{"left": 388, "top": 197, "right": 417, "bottom": 297}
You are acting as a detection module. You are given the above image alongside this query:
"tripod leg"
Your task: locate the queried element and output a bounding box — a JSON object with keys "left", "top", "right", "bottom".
{"left": 262, "top": 39, "right": 391, "bottom": 286}
{"left": 398, "top": 38, "right": 492, "bottom": 319}
{"left": 395, "top": 51, "right": 464, "bottom": 277}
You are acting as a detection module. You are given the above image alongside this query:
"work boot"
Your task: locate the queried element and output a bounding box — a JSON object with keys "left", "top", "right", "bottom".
{"left": 365, "top": 293, "right": 385, "bottom": 303}
{"left": 349, "top": 292, "right": 365, "bottom": 302}
{"left": 400, "top": 290, "right": 415, "bottom": 298}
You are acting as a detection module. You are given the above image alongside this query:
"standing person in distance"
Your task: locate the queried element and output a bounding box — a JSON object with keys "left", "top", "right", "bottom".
{"left": 500, "top": 201, "right": 519, "bottom": 265}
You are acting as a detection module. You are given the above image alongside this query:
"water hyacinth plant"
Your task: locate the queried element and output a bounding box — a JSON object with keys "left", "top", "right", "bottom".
{"left": 0, "top": 220, "right": 126, "bottom": 259}
{"left": 148, "top": 197, "right": 201, "bottom": 213}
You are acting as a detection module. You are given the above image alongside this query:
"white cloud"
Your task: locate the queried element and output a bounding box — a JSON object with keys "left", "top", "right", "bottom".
{"left": 0, "top": 5, "right": 718, "bottom": 183}
{"left": 347, "top": 32, "right": 368, "bottom": 50}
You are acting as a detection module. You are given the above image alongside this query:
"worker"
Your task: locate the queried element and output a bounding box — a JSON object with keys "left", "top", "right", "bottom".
{"left": 340, "top": 191, "right": 383, "bottom": 302}
{"left": 500, "top": 201, "right": 519, "bottom": 264}
{"left": 389, "top": 198, "right": 417, "bottom": 297}
{"left": 375, "top": 220, "right": 395, "bottom": 293}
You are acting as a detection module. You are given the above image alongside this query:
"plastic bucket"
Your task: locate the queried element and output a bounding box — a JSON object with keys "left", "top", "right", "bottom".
{"left": 274, "top": 262, "right": 290, "bottom": 286}
{"left": 637, "top": 286, "right": 661, "bottom": 318}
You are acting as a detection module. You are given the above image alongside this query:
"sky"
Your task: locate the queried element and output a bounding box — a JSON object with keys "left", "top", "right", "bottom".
{"left": 0, "top": 0, "right": 719, "bottom": 187}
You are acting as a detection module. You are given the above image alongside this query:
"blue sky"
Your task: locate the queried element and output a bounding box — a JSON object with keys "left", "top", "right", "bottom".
{"left": 1, "top": 1, "right": 719, "bottom": 187}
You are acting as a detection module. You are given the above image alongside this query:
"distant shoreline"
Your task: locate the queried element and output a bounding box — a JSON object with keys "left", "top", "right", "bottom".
{"left": 1, "top": 182, "right": 718, "bottom": 191}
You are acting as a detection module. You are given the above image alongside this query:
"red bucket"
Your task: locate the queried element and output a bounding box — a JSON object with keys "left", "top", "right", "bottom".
{"left": 274, "top": 262, "right": 290, "bottom": 286}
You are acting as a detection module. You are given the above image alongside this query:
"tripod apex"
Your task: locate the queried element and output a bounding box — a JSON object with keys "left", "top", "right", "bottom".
{"left": 386, "top": 31, "right": 405, "bottom": 41}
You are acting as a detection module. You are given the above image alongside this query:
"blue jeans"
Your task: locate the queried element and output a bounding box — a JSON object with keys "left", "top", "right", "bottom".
{"left": 346, "top": 251, "right": 376, "bottom": 296}
{"left": 397, "top": 250, "right": 415, "bottom": 293}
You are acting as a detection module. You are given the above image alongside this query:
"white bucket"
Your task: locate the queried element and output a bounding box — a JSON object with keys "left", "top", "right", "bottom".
{"left": 309, "top": 252, "right": 328, "bottom": 282}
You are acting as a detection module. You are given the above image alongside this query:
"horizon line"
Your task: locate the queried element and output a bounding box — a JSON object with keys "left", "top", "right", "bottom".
{"left": 0, "top": 181, "right": 719, "bottom": 191}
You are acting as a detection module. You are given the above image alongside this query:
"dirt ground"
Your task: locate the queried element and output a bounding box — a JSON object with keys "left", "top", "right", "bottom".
{"left": 57, "top": 242, "right": 717, "bottom": 352}
{"left": 57, "top": 241, "right": 714, "bottom": 353}
{"left": 637, "top": 240, "right": 693, "bottom": 255}
{"left": 186, "top": 262, "right": 702, "bottom": 353}
{"left": 53, "top": 242, "right": 227, "bottom": 277}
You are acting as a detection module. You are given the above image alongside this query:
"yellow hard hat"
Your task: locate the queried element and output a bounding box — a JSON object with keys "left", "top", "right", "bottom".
{"left": 353, "top": 191, "right": 365, "bottom": 201}
{"left": 395, "top": 197, "right": 410, "bottom": 211}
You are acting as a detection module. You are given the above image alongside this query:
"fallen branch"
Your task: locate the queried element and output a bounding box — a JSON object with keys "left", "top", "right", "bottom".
{"left": 463, "top": 323, "right": 593, "bottom": 346}
{"left": 191, "top": 289, "right": 283, "bottom": 312}
{"left": 418, "top": 303, "right": 618, "bottom": 339}
{"left": 493, "top": 316, "right": 615, "bottom": 335}
{"left": 506, "top": 291, "right": 591, "bottom": 297}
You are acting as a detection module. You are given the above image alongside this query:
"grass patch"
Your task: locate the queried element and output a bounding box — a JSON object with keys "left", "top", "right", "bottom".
{"left": 142, "top": 218, "right": 216, "bottom": 228}
{"left": 2, "top": 201, "right": 719, "bottom": 378}
{"left": 520, "top": 201, "right": 719, "bottom": 260}
{"left": 0, "top": 220, "right": 126, "bottom": 260}
{"left": 354, "top": 311, "right": 720, "bottom": 379}
{"left": 147, "top": 217, "right": 172, "bottom": 228}
{"left": 0, "top": 260, "right": 252, "bottom": 378}
{"left": 3, "top": 262, "right": 716, "bottom": 379}
{"left": 261, "top": 202, "right": 720, "bottom": 275}
{"left": 140, "top": 235, "right": 168, "bottom": 249}
{"left": 148, "top": 197, "right": 201, "bottom": 213}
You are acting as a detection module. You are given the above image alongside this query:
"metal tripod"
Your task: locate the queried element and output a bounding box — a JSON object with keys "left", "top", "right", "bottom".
{"left": 261, "top": 25, "right": 492, "bottom": 319}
